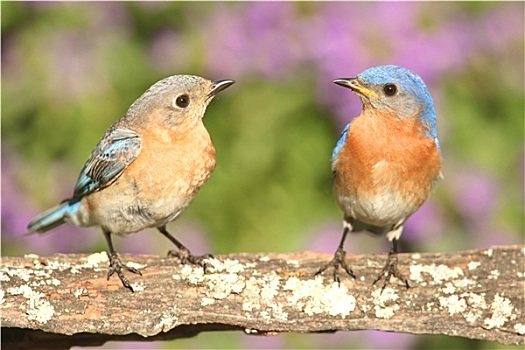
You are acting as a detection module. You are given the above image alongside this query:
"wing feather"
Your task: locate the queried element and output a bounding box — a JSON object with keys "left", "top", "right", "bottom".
{"left": 73, "top": 127, "right": 141, "bottom": 199}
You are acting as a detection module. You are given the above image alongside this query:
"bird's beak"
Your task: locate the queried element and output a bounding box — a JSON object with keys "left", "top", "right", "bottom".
{"left": 207, "top": 79, "right": 236, "bottom": 99}
{"left": 333, "top": 78, "right": 378, "bottom": 99}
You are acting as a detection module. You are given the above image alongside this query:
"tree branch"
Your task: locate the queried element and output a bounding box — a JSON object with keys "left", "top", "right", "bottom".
{"left": 2, "top": 245, "right": 524, "bottom": 349}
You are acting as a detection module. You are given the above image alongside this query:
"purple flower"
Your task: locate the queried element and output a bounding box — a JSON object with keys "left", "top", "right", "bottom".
{"left": 148, "top": 29, "right": 187, "bottom": 75}
{"left": 451, "top": 169, "right": 499, "bottom": 223}
{"left": 202, "top": 2, "right": 304, "bottom": 79}
{"left": 1, "top": 150, "right": 99, "bottom": 255}
{"left": 403, "top": 200, "right": 445, "bottom": 246}
{"left": 358, "top": 330, "right": 416, "bottom": 349}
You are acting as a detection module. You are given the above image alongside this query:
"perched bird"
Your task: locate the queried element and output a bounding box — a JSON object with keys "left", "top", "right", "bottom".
{"left": 317, "top": 65, "right": 442, "bottom": 289}
{"left": 27, "top": 75, "right": 235, "bottom": 292}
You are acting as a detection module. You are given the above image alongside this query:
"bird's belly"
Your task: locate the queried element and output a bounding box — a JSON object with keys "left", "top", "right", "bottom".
{"left": 333, "top": 157, "right": 436, "bottom": 228}
{"left": 79, "top": 146, "right": 216, "bottom": 234}
{"left": 335, "top": 190, "right": 416, "bottom": 227}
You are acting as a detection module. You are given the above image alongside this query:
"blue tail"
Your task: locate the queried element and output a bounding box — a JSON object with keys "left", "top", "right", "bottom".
{"left": 27, "top": 202, "right": 79, "bottom": 234}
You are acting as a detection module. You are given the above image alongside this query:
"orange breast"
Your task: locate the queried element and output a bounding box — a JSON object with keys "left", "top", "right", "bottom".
{"left": 126, "top": 121, "right": 216, "bottom": 201}
{"left": 333, "top": 110, "right": 442, "bottom": 223}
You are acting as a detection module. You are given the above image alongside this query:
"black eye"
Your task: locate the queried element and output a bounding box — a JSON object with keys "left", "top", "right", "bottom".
{"left": 175, "top": 94, "right": 190, "bottom": 108}
{"left": 383, "top": 84, "right": 397, "bottom": 96}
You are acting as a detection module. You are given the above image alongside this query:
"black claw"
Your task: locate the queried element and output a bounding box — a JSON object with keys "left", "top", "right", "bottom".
{"left": 158, "top": 225, "right": 213, "bottom": 272}
{"left": 107, "top": 253, "right": 142, "bottom": 292}
{"left": 373, "top": 249, "right": 410, "bottom": 291}
{"left": 168, "top": 248, "right": 213, "bottom": 271}
{"left": 315, "top": 247, "right": 356, "bottom": 283}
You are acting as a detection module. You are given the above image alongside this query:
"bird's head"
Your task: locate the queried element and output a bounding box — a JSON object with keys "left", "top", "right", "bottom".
{"left": 127, "top": 75, "right": 235, "bottom": 129}
{"left": 334, "top": 65, "right": 438, "bottom": 141}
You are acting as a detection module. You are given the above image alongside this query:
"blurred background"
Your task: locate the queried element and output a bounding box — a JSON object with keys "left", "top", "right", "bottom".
{"left": 2, "top": 2, "right": 523, "bottom": 349}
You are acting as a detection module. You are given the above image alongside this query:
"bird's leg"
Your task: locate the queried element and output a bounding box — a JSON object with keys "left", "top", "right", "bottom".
{"left": 373, "top": 238, "right": 410, "bottom": 291}
{"left": 158, "top": 226, "right": 213, "bottom": 269}
{"left": 315, "top": 222, "right": 356, "bottom": 283}
{"left": 103, "top": 229, "right": 142, "bottom": 292}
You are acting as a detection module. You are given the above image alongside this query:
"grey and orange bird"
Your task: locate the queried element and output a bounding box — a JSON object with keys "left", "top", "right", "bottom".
{"left": 317, "top": 65, "right": 442, "bottom": 289}
{"left": 27, "top": 75, "right": 235, "bottom": 292}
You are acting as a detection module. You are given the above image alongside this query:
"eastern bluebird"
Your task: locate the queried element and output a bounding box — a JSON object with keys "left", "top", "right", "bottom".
{"left": 26, "top": 75, "right": 235, "bottom": 292}
{"left": 317, "top": 65, "right": 442, "bottom": 289}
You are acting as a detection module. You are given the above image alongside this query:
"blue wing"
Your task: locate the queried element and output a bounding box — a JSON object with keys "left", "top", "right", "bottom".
{"left": 332, "top": 122, "right": 350, "bottom": 160}
{"left": 73, "top": 126, "right": 142, "bottom": 199}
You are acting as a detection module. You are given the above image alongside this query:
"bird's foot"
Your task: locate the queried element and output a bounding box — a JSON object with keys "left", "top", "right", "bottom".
{"left": 315, "top": 247, "right": 356, "bottom": 283}
{"left": 107, "top": 252, "right": 142, "bottom": 292}
{"left": 373, "top": 250, "right": 410, "bottom": 292}
{"left": 168, "top": 247, "right": 214, "bottom": 271}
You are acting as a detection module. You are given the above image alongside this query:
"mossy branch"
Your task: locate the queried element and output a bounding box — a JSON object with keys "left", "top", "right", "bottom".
{"left": 2, "top": 245, "right": 524, "bottom": 349}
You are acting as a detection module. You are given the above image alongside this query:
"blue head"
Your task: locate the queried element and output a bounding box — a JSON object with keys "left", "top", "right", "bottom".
{"left": 334, "top": 65, "right": 439, "bottom": 149}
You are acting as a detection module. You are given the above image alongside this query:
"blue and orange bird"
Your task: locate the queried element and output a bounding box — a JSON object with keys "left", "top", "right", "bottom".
{"left": 317, "top": 65, "right": 442, "bottom": 289}
{"left": 26, "top": 75, "right": 235, "bottom": 292}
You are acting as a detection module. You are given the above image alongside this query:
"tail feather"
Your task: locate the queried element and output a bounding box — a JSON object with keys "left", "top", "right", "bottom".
{"left": 27, "top": 202, "right": 72, "bottom": 234}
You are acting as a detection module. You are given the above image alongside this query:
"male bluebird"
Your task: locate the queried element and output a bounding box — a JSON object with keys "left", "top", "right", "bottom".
{"left": 317, "top": 65, "right": 442, "bottom": 289}
{"left": 27, "top": 75, "right": 235, "bottom": 292}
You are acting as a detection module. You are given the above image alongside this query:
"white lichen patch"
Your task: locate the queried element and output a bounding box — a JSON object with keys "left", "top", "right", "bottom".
{"left": 266, "top": 303, "right": 288, "bottom": 321}
{"left": 130, "top": 282, "right": 145, "bottom": 292}
{"left": 514, "top": 323, "right": 525, "bottom": 335}
{"left": 204, "top": 258, "right": 246, "bottom": 274}
{"left": 488, "top": 270, "right": 500, "bottom": 280}
{"left": 259, "top": 272, "right": 281, "bottom": 301}
{"left": 439, "top": 295, "right": 467, "bottom": 316}
{"left": 453, "top": 278, "right": 474, "bottom": 289}
{"left": 411, "top": 253, "right": 421, "bottom": 260}
{"left": 85, "top": 252, "right": 109, "bottom": 267}
{"left": 424, "top": 301, "right": 435, "bottom": 312}
{"left": 241, "top": 272, "right": 285, "bottom": 320}
{"left": 201, "top": 297, "right": 215, "bottom": 306}
{"left": 259, "top": 256, "right": 270, "bottom": 262}
{"left": 242, "top": 278, "right": 263, "bottom": 312}
{"left": 44, "top": 251, "right": 112, "bottom": 274}
{"left": 0, "top": 289, "right": 4, "bottom": 304}
{"left": 4, "top": 267, "right": 34, "bottom": 282}
{"left": 409, "top": 263, "right": 464, "bottom": 285}
{"left": 463, "top": 292, "right": 488, "bottom": 323}
{"left": 178, "top": 265, "right": 205, "bottom": 285}
{"left": 283, "top": 276, "right": 356, "bottom": 318}
{"left": 0, "top": 272, "right": 10, "bottom": 282}
{"left": 372, "top": 287, "right": 400, "bottom": 319}
{"left": 286, "top": 260, "right": 299, "bottom": 267}
{"left": 484, "top": 248, "right": 493, "bottom": 257}
{"left": 467, "top": 261, "right": 481, "bottom": 271}
{"left": 204, "top": 271, "right": 245, "bottom": 299}
{"left": 442, "top": 282, "right": 456, "bottom": 294}
{"left": 484, "top": 294, "right": 516, "bottom": 329}
{"left": 24, "top": 254, "right": 40, "bottom": 259}
{"left": 73, "top": 288, "right": 89, "bottom": 298}
{"left": 7, "top": 285, "right": 54, "bottom": 323}
{"left": 157, "top": 307, "right": 180, "bottom": 332}
{"left": 126, "top": 262, "right": 146, "bottom": 271}
{"left": 174, "top": 258, "right": 358, "bottom": 320}
{"left": 175, "top": 260, "right": 247, "bottom": 302}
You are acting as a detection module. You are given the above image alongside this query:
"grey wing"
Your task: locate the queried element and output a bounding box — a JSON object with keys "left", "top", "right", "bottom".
{"left": 73, "top": 126, "right": 142, "bottom": 200}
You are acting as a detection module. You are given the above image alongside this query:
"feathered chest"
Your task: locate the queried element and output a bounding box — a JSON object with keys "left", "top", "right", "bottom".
{"left": 333, "top": 112, "right": 441, "bottom": 199}
{"left": 133, "top": 124, "right": 216, "bottom": 195}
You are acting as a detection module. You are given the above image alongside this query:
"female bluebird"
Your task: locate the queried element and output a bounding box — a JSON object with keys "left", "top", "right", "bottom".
{"left": 317, "top": 65, "right": 442, "bottom": 289}
{"left": 27, "top": 75, "right": 235, "bottom": 292}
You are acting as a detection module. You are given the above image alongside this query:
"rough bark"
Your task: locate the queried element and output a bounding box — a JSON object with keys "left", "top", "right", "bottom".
{"left": 2, "top": 245, "right": 524, "bottom": 349}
